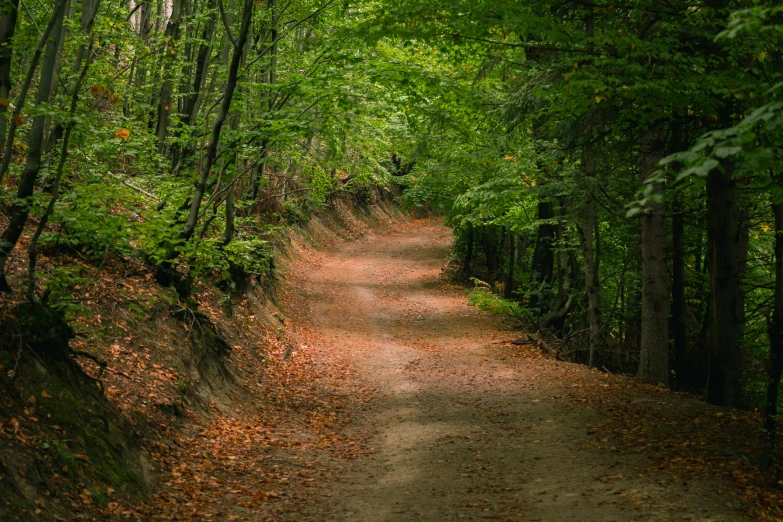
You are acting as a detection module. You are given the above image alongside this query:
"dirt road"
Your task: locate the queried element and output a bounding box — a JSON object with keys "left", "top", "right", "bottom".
{"left": 290, "top": 218, "right": 747, "bottom": 521}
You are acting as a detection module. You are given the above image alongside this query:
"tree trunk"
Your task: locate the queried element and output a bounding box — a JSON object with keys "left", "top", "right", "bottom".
{"left": 171, "top": 0, "right": 216, "bottom": 170}
{"left": 672, "top": 194, "right": 687, "bottom": 388}
{"left": 130, "top": 1, "right": 153, "bottom": 115}
{"left": 530, "top": 200, "right": 555, "bottom": 309}
{"left": 222, "top": 181, "right": 235, "bottom": 246}
{"left": 43, "top": 0, "right": 72, "bottom": 151}
{"left": 505, "top": 234, "right": 516, "bottom": 299}
{"left": 581, "top": 149, "right": 601, "bottom": 367}
{"left": 481, "top": 227, "right": 502, "bottom": 276}
{"left": 27, "top": 39, "right": 95, "bottom": 303}
{"left": 463, "top": 225, "right": 474, "bottom": 276}
{"left": 737, "top": 178, "right": 751, "bottom": 343}
{"left": 0, "top": 2, "right": 65, "bottom": 183}
{"left": 48, "top": 0, "right": 100, "bottom": 148}
{"left": 625, "top": 281, "right": 642, "bottom": 353}
{"left": 221, "top": 31, "right": 250, "bottom": 248}
{"left": 155, "top": 0, "right": 183, "bottom": 155}
{"left": 267, "top": 0, "right": 277, "bottom": 108}
{"left": 156, "top": 0, "right": 254, "bottom": 287}
{"left": 0, "top": 0, "right": 19, "bottom": 153}
{"left": 177, "top": 0, "right": 193, "bottom": 116}
{"left": 763, "top": 181, "right": 783, "bottom": 474}
{"left": 540, "top": 207, "right": 575, "bottom": 333}
{"left": 0, "top": 0, "right": 67, "bottom": 291}
{"left": 705, "top": 161, "right": 743, "bottom": 407}
{"left": 638, "top": 126, "right": 669, "bottom": 386}
{"left": 248, "top": 139, "right": 269, "bottom": 202}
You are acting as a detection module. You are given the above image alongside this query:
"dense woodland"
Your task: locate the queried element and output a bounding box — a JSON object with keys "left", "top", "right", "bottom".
{"left": 1, "top": 0, "right": 783, "bottom": 498}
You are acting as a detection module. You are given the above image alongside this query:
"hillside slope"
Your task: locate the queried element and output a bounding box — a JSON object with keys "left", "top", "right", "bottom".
{"left": 0, "top": 191, "right": 402, "bottom": 521}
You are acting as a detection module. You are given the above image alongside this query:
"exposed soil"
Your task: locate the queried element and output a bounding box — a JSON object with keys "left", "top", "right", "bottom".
{"left": 282, "top": 217, "right": 775, "bottom": 521}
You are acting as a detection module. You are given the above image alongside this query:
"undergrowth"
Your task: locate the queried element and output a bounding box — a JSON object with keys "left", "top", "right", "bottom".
{"left": 467, "top": 286, "right": 522, "bottom": 319}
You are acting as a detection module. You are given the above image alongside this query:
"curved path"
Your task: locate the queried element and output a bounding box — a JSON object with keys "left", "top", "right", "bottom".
{"left": 291, "top": 218, "right": 742, "bottom": 521}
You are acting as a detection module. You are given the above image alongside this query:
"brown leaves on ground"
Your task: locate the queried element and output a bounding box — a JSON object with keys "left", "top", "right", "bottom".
{"left": 546, "top": 365, "right": 783, "bottom": 521}
{"left": 83, "top": 291, "right": 376, "bottom": 521}
{"left": 0, "top": 204, "right": 397, "bottom": 521}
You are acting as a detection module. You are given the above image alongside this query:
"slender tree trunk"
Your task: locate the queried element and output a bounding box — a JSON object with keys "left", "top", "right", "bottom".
{"left": 171, "top": 0, "right": 216, "bottom": 170}
{"left": 626, "top": 281, "right": 642, "bottom": 353}
{"left": 763, "top": 180, "right": 783, "bottom": 474}
{"left": 540, "top": 207, "right": 575, "bottom": 333}
{"left": 613, "top": 264, "right": 627, "bottom": 345}
{"left": 124, "top": 54, "right": 136, "bottom": 116}
{"left": 222, "top": 180, "right": 235, "bottom": 246}
{"left": 581, "top": 149, "right": 601, "bottom": 367}
{"left": 695, "top": 214, "right": 704, "bottom": 275}
{"left": 177, "top": 0, "right": 193, "bottom": 115}
{"left": 672, "top": 193, "right": 688, "bottom": 388}
{"left": 156, "top": 0, "right": 253, "bottom": 286}
{"left": 0, "top": 0, "right": 19, "bottom": 153}
{"left": 43, "top": 0, "right": 72, "bottom": 152}
{"left": 620, "top": 282, "right": 626, "bottom": 345}
{"left": 221, "top": 31, "right": 250, "bottom": 247}
{"left": 49, "top": 0, "right": 100, "bottom": 147}
{"left": 267, "top": 0, "right": 277, "bottom": 108}
{"left": 463, "top": 225, "right": 473, "bottom": 276}
{"left": 0, "top": 0, "right": 67, "bottom": 291}
{"left": 28, "top": 40, "right": 95, "bottom": 302}
{"left": 530, "top": 200, "right": 555, "bottom": 309}
{"left": 131, "top": 2, "right": 153, "bottom": 115}
{"left": 245, "top": 0, "right": 277, "bottom": 198}
{"left": 481, "top": 227, "right": 502, "bottom": 275}
{"left": 156, "top": 0, "right": 183, "bottom": 155}
{"left": 0, "top": 0, "right": 65, "bottom": 183}
{"left": 505, "top": 234, "right": 516, "bottom": 299}
{"left": 638, "top": 125, "right": 669, "bottom": 386}
{"left": 705, "top": 161, "right": 743, "bottom": 407}
{"left": 577, "top": 11, "right": 602, "bottom": 367}
{"left": 145, "top": 4, "right": 163, "bottom": 129}
{"left": 155, "top": 0, "right": 164, "bottom": 31}
{"left": 248, "top": 139, "right": 268, "bottom": 201}
{"left": 737, "top": 179, "right": 751, "bottom": 346}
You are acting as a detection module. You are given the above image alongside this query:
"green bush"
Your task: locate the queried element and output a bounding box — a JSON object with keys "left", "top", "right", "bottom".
{"left": 468, "top": 288, "right": 522, "bottom": 319}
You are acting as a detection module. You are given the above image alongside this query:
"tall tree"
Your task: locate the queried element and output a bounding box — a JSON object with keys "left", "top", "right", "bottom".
{"left": 0, "top": 0, "right": 19, "bottom": 151}
{"left": 156, "top": 0, "right": 254, "bottom": 288}
{"left": 0, "top": 0, "right": 68, "bottom": 291}
{"left": 638, "top": 124, "right": 669, "bottom": 386}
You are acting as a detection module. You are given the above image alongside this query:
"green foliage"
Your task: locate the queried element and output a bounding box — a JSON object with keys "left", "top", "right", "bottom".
{"left": 43, "top": 266, "right": 90, "bottom": 313}
{"left": 0, "top": 0, "right": 415, "bottom": 303}
{"left": 223, "top": 237, "right": 274, "bottom": 277}
{"left": 468, "top": 287, "right": 522, "bottom": 319}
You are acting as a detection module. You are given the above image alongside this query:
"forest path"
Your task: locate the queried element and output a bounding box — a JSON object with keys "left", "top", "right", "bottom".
{"left": 288, "top": 218, "right": 743, "bottom": 522}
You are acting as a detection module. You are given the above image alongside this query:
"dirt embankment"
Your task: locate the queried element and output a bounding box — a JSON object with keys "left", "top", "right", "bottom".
{"left": 0, "top": 191, "right": 403, "bottom": 521}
